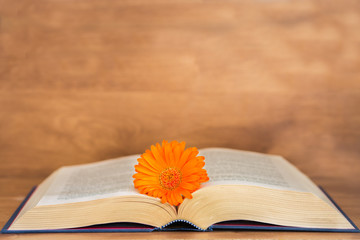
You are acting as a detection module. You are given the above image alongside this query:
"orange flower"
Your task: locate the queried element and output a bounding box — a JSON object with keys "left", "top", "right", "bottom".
{"left": 133, "top": 140, "right": 209, "bottom": 206}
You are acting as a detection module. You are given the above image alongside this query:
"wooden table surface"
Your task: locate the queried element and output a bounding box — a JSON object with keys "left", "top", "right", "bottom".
{"left": 0, "top": 0, "right": 359, "bottom": 239}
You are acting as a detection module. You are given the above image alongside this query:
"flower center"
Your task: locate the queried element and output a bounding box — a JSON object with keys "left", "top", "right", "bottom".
{"left": 159, "top": 167, "right": 182, "bottom": 190}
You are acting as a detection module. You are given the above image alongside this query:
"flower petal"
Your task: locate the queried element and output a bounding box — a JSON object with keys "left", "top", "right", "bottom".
{"left": 174, "top": 190, "right": 184, "bottom": 205}
{"left": 178, "top": 188, "right": 193, "bottom": 199}
{"left": 178, "top": 148, "right": 192, "bottom": 168}
{"left": 182, "top": 174, "right": 200, "bottom": 182}
{"left": 135, "top": 165, "right": 158, "bottom": 176}
{"left": 181, "top": 182, "right": 198, "bottom": 191}
{"left": 142, "top": 153, "right": 165, "bottom": 171}
{"left": 151, "top": 144, "right": 165, "bottom": 163}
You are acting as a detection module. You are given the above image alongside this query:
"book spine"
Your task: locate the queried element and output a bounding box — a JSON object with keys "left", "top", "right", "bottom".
{"left": 157, "top": 219, "right": 208, "bottom": 231}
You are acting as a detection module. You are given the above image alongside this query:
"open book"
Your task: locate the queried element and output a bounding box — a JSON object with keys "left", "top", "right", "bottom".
{"left": 2, "top": 148, "right": 358, "bottom": 233}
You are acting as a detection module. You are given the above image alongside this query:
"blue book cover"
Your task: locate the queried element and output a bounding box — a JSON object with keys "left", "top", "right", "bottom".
{"left": 2, "top": 186, "right": 359, "bottom": 233}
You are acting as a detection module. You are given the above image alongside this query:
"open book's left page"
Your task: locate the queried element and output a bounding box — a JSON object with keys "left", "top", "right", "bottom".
{"left": 37, "top": 155, "right": 141, "bottom": 206}
{"left": 8, "top": 154, "right": 178, "bottom": 231}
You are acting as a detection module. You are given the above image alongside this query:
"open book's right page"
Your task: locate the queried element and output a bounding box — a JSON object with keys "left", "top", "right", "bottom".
{"left": 199, "top": 148, "right": 335, "bottom": 208}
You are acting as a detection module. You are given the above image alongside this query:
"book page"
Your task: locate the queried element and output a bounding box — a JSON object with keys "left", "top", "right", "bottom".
{"left": 200, "top": 148, "right": 323, "bottom": 195}
{"left": 37, "top": 155, "right": 141, "bottom": 206}
{"left": 198, "top": 148, "right": 338, "bottom": 213}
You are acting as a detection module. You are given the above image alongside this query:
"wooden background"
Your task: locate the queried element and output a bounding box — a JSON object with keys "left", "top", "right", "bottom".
{"left": 0, "top": 0, "right": 359, "bottom": 239}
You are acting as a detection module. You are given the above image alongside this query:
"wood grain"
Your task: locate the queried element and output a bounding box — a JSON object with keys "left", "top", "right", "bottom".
{"left": 0, "top": 0, "right": 359, "bottom": 239}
